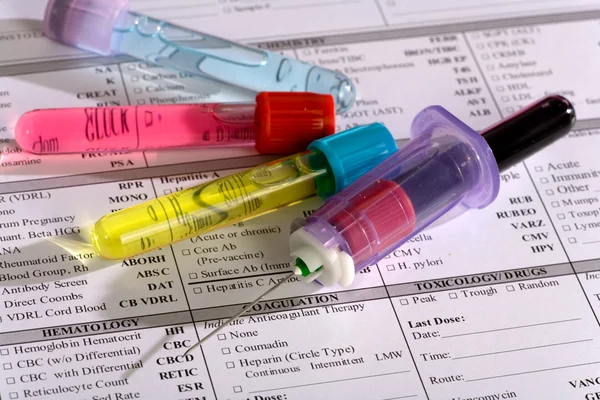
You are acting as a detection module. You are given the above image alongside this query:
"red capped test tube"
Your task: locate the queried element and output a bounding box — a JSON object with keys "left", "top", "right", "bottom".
{"left": 14, "top": 92, "right": 335, "bottom": 155}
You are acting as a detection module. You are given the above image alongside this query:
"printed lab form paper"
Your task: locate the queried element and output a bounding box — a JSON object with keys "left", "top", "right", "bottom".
{"left": 2, "top": 0, "right": 600, "bottom": 399}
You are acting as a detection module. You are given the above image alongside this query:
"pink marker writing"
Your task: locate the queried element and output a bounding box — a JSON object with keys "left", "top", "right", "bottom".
{"left": 15, "top": 92, "right": 336, "bottom": 155}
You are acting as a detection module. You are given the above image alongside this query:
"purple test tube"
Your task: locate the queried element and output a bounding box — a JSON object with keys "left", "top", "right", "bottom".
{"left": 289, "top": 96, "right": 576, "bottom": 287}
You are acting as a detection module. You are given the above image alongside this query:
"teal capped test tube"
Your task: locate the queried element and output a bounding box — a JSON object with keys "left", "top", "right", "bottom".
{"left": 43, "top": 0, "right": 357, "bottom": 113}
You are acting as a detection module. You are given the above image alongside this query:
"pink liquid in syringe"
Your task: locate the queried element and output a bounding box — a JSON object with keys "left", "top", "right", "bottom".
{"left": 14, "top": 102, "right": 257, "bottom": 154}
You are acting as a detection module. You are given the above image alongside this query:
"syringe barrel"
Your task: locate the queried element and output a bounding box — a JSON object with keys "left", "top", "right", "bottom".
{"left": 43, "top": 0, "right": 357, "bottom": 113}
{"left": 15, "top": 92, "right": 335, "bottom": 155}
{"left": 290, "top": 106, "right": 500, "bottom": 286}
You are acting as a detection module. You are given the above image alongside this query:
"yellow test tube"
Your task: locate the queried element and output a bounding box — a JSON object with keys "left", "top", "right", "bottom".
{"left": 90, "top": 123, "right": 398, "bottom": 260}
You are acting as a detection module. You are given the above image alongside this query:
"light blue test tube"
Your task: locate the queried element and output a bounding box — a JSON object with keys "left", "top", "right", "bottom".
{"left": 43, "top": 0, "right": 357, "bottom": 113}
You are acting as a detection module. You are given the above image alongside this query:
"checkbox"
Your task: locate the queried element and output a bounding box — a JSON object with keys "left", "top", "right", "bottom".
{"left": 0, "top": 349, "right": 8, "bottom": 356}
{"left": 449, "top": 293, "right": 458, "bottom": 299}
{"left": 182, "top": 249, "right": 191, "bottom": 256}
{"left": 535, "top": 166, "right": 543, "bottom": 172}
{"left": 189, "top": 273, "right": 198, "bottom": 279}
{"left": 222, "top": 347, "right": 231, "bottom": 355}
{"left": 506, "top": 285, "right": 515, "bottom": 292}
{"left": 193, "top": 287, "right": 202, "bottom": 294}
{"left": 546, "top": 189, "right": 554, "bottom": 196}
{"left": 551, "top": 201, "right": 560, "bottom": 208}
{"left": 496, "top": 85, "right": 505, "bottom": 92}
{"left": 506, "top": 107, "right": 514, "bottom": 113}
{"left": 501, "top": 96, "right": 509, "bottom": 102}
{"left": 226, "top": 361, "right": 235, "bottom": 369}
{"left": 131, "top": 76, "right": 139, "bottom": 82}
{"left": 386, "top": 264, "right": 395, "bottom": 271}
{"left": 482, "top": 54, "right": 490, "bottom": 60}
{"left": 492, "top": 75, "right": 499, "bottom": 81}
{"left": 9, "top": 392, "right": 18, "bottom": 399}
{"left": 134, "top": 88, "right": 142, "bottom": 94}
{"left": 217, "top": 334, "right": 226, "bottom": 341}
{"left": 568, "top": 237, "right": 577, "bottom": 244}
{"left": 557, "top": 213, "right": 565, "bottom": 220}
{"left": 540, "top": 177, "right": 548, "bottom": 184}
{"left": 563, "top": 225, "right": 571, "bottom": 232}
{"left": 3, "top": 362, "right": 12, "bottom": 370}
{"left": 128, "top": 64, "right": 136, "bottom": 70}
{"left": 164, "top": 189, "right": 172, "bottom": 195}
{"left": 486, "top": 65, "right": 495, "bottom": 71}
{"left": 137, "top": 99, "right": 146, "bottom": 105}
{"left": 400, "top": 299, "right": 409, "bottom": 306}
{"left": 7, "top": 377, "right": 15, "bottom": 384}
{"left": 233, "top": 386, "right": 242, "bottom": 393}
{"left": 476, "top": 43, "right": 485, "bottom": 49}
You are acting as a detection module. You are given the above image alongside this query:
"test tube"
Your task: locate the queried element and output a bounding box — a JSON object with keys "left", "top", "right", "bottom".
{"left": 15, "top": 92, "right": 335, "bottom": 155}
{"left": 90, "top": 123, "right": 399, "bottom": 260}
{"left": 43, "top": 0, "right": 356, "bottom": 113}
{"left": 288, "top": 96, "right": 576, "bottom": 287}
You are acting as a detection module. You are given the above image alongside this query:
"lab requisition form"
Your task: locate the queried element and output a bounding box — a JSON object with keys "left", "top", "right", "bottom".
{"left": 2, "top": 0, "right": 600, "bottom": 399}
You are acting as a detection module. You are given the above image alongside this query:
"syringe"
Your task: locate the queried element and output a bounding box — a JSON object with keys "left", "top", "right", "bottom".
{"left": 182, "top": 95, "right": 575, "bottom": 355}
{"left": 43, "top": 0, "right": 357, "bottom": 113}
{"left": 15, "top": 92, "right": 335, "bottom": 155}
{"left": 289, "top": 95, "right": 575, "bottom": 287}
{"left": 90, "top": 123, "right": 399, "bottom": 260}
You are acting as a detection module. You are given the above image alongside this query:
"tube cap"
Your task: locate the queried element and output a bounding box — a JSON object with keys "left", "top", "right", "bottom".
{"left": 308, "top": 123, "right": 399, "bottom": 194}
{"left": 254, "top": 92, "right": 336, "bottom": 154}
{"left": 44, "top": 0, "right": 129, "bottom": 55}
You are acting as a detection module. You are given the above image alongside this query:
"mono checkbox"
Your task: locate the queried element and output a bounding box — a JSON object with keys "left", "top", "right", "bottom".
{"left": 3, "top": 362, "right": 12, "bottom": 370}
{"left": 449, "top": 293, "right": 458, "bottom": 299}
{"left": 233, "top": 386, "right": 242, "bottom": 393}
{"left": 534, "top": 166, "right": 543, "bottom": 172}
{"left": 134, "top": 88, "right": 143, "bottom": 94}
{"left": 482, "top": 54, "right": 490, "bottom": 60}
{"left": 164, "top": 189, "right": 172, "bottom": 195}
{"left": 9, "top": 392, "right": 18, "bottom": 399}
{"left": 540, "top": 178, "right": 549, "bottom": 184}
{"left": 563, "top": 225, "right": 571, "bottom": 232}
{"left": 501, "top": 96, "right": 509, "bottom": 102}
{"left": 0, "top": 349, "right": 8, "bottom": 356}
{"left": 137, "top": 99, "right": 146, "bottom": 105}
{"left": 189, "top": 273, "right": 198, "bottom": 279}
{"left": 476, "top": 43, "right": 485, "bottom": 49}
{"left": 182, "top": 249, "right": 191, "bottom": 256}
{"left": 386, "top": 264, "right": 395, "bottom": 271}
{"left": 557, "top": 213, "right": 566, "bottom": 220}
{"left": 222, "top": 347, "right": 231, "bottom": 355}
{"left": 400, "top": 299, "right": 409, "bottom": 306}
{"left": 226, "top": 361, "right": 235, "bottom": 369}
{"left": 568, "top": 237, "right": 577, "bottom": 244}
{"left": 546, "top": 189, "right": 554, "bottom": 196}
{"left": 492, "top": 75, "right": 500, "bottom": 81}
{"left": 7, "top": 377, "right": 15, "bottom": 384}
{"left": 127, "top": 64, "right": 136, "bottom": 70}
{"left": 551, "top": 201, "right": 560, "bottom": 208}
{"left": 131, "top": 76, "right": 139, "bottom": 82}
{"left": 486, "top": 65, "right": 495, "bottom": 71}
{"left": 506, "top": 285, "right": 515, "bottom": 292}
{"left": 193, "top": 287, "right": 202, "bottom": 294}
{"left": 496, "top": 85, "right": 505, "bottom": 92}
{"left": 506, "top": 107, "right": 514, "bottom": 113}
{"left": 217, "top": 334, "right": 226, "bottom": 341}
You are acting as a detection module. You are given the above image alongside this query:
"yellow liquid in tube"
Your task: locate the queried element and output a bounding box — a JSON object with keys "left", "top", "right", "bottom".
{"left": 91, "top": 150, "right": 334, "bottom": 259}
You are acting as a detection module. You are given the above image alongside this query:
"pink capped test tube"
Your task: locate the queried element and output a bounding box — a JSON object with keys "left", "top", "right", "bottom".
{"left": 14, "top": 92, "right": 336, "bottom": 155}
